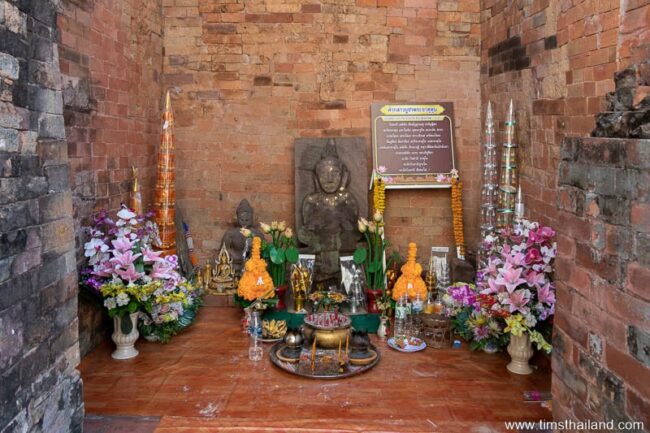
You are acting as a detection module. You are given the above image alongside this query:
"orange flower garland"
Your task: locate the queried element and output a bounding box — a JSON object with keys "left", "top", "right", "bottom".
{"left": 451, "top": 173, "right": 466, "bottom": 258}
{"left": 237, "top": 237, "right": 274, "bottom": 301}
{"left": 392, "top": 242, "right": 427, "bottom": 301}
{"left": 373, "top": 176, "right": 386, "bottom": 216}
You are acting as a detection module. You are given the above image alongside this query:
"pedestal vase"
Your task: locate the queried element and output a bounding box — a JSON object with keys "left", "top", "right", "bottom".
{"left": 111, "top": 312, "right": 140, "bottom": 360}
{"left": 506, "top": 333, "right": 533, "bottom": 374}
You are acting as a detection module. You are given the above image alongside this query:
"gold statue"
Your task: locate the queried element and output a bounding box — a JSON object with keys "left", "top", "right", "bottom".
{"left": 203, "top": 262, "right": 213, "bottom": 292}
{"left": 130, "top": 166, "right": 142, "bottom": 214}
{"left": 290, "top": 265, "right": 311, "bottom": 313}
{"left": 212, "top": 244, "right": 236, "bottom": 294}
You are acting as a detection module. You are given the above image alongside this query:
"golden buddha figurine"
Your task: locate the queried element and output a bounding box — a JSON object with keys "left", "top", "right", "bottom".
{"left": 195, "top": 271, "right": 204, "bottom": 291}
{"left": 392, "top": 243, "right": 428, "bottom": 301}
{"left": 203, "top": 262, "right": 213, "bottom": 293}
{"left": 213, "top": 244, "right": 236, "bottom": 294}
{"left": 290, "top": 265, "right": 311, "bottom": 313}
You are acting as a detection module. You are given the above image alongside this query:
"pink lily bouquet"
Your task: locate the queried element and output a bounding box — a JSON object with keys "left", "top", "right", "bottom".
{"left": 81, "top": 205, "right": 201, "bottom": 342}
{"left": 477, "top": 219, "right": 556, "bottom": 353}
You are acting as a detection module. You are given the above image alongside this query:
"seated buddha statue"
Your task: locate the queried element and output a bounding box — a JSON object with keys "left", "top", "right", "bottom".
{"left": 221, "top": 199, "right": 265, "bottom": 277}
{"left": 212, "top": 244, "right": 235, "bottom": 294}
{"left": 298, "top": 139, "right": 360, "bottom": 284}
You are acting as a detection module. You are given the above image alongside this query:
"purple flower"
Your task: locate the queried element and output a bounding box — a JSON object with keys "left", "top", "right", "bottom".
{"left": 474, "top": 326, "right": 489, "bottom": 341}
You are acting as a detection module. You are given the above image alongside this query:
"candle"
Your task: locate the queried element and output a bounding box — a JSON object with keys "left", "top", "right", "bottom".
{"left": 338, "top": 337, "right": 342, "bottom": 360}
{"left": 345, "top": 333, "right": 349, "bottom": 356}
{"left": 311, "top": 337, "right": 317, "bottom": 371}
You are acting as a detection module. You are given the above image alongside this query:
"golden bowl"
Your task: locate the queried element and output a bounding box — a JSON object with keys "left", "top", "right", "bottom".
{"left": 302, "top": 323, "right": 351, "bottom": 349}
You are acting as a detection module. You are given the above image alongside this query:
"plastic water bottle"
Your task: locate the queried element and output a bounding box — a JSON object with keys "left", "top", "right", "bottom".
{"left": 394, "top": 294, "right": 408, "bottom": 338}
{"left": 248, "top": 334, "right": 263, "bottom": 361}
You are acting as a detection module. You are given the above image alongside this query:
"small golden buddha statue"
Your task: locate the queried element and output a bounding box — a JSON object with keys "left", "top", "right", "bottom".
{"left": 213, "top": 244, "right": 236, "bottom": 294}
{"left": 203, "top": 262, "right": 214, "bottom": 293}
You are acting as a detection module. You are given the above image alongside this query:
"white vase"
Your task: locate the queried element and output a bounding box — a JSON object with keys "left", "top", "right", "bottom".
{"left": 506, "top": 333, "right": 533, "bottom": 375}
{"left": 111, "top": 312, "right": 140, "bottom": 360}
{"left": 377, "top": 316, "right": 389, "bottom": 340}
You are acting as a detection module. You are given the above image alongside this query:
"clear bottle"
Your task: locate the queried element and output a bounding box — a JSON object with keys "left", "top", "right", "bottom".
{"left": 394, "top": 293, "right": 408, "bottom": 338}
{"left": 248, "top": 333, "right": 263, "bottom": 361}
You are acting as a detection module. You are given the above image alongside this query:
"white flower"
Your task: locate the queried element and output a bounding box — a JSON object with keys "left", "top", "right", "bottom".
{"left": 271, "top": 221, "right": 279, "bottom": 230}
{"left": 373, "top": 211, "right": 383, "bottom": 223}
{"left": 278, "top": 221, "right": 287, "bottom": 231}
{"left": 117, "top": 208, "right": 137, "bottom": 224}
{"left": 259, "top": 223, "right": 271, "bottom": 234}
{"left": 84, "top": 238, "right": 108, "bottom": 258}
{"left": 240, "top": 228, "right": 252, "bottom": 237}
{"left": 116, "top": 292, "right": 130, "bottom": 307}
{"left": 524, "top": 313, "right": 537, "bottom": 328}
{"left": 104, "top": 297, "right": 117, "bottom": 309}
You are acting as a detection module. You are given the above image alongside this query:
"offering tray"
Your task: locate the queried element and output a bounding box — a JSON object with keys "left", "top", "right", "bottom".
{"left": 269, "top": 342, "right": 380, "bottom": 379}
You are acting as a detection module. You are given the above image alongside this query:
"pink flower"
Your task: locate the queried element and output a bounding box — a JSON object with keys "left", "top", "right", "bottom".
{"left": 142, "top": 248, "right": 164, "bottom": 263}
{"left": 150, "top": 261, "right": 175, "bottom": 280}
{"left": 112, "top": 237, "right": 134, "bottom": 253}
{"left": 494, "top": 263, "right": 526, "bottom": 293}
{"left": 507, "top": 252, "right": 527, "bottom": 267}
{"left": 116, "top": 264, "right": 143, "bottom": 283}
{"left": 481, "top": 278, "right": 504, "bottom": 295}
{"left": 109, "top": 249, "right": 141, "bottom": 268}
{"left": 537, "top": 282, "right": 556, "bottom": 305}
{"left": 524, "top": 270, "right": 546, "bottom": 287}
{"left": 503, "top": 289, "right": 530, "bottom": 314}
{"left": 524, "top": 248, "right": 542, "bottom": 265}
{"left": 93, "top": 260, "right": 115, "bottom": 278}
{"left": 538, "top": 226, "right": 555, "bottom": 239}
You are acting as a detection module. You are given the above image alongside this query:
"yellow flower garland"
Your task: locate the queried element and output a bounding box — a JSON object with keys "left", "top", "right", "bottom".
{"left": 392, "top": 242, "right": 427, "bottom": 301}
{"left": 451, "top": 173, "right": 465, "bottom": 257}
{"left": 237, "top": 237, "right": 274, "bottom": 301}
{"left": 373, "top": 176, "right": 386, "bottom": 215}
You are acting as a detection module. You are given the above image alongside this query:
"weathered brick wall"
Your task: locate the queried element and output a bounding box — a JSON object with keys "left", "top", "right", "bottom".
{"left": 57, "top": 0, "right": 164, "bottom": 356}
{"left": 0, "top": 0, "right": 83, "bottom": 431}
{"left": 480, "top": 0, "right": 650, "bottom": 229}
{"left": 554, "top": 136, "right": 649, "bottom": 428}
{"left": 162, "top": 0, "right": 482, "bottom": 262}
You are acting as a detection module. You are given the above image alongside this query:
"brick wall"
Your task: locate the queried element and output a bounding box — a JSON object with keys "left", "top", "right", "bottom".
{"left": 0, "top": 1, "right": 83, "bottom": 431}
{"left": 57, "top": 0, "right": 164, "bottom": 355}
{"left": 162, "top": 0, "right": 483, "bottom": 262}
{"left": 480, "top": 0, "right": 650, "bottom": 229}
{"left": 554, "top": 136, "right": 649, "bottom": 428}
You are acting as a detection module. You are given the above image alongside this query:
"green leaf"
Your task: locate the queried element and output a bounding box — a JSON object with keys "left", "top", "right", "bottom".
{"left": 353, "top": 248, "right": 367, "bottom": 264}
{"left": 367, "top": 261, "right": 381, "bottom": 272}
{"left": 270, "top": 246, "right": 286, "bottom": 264}
{"left": 127, "top": 300, "right": 139, "bottom": 313}
{"left": 285, "top": 246, "right": 299, "bottom": 264}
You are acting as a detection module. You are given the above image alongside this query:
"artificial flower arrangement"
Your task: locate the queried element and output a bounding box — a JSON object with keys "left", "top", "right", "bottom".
{"left": 442, "top": 283, "right": 509, "bottom": 351}
{"left": 477, "top": 219, "right": 556, "bottom": 353}
{"left": 81, "top": 205, "right": 202, "bottom": 343}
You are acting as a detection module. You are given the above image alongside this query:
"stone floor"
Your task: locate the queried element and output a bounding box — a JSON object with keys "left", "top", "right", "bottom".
{"left": 80, "top": 306, "right": 552, "bottom": 433}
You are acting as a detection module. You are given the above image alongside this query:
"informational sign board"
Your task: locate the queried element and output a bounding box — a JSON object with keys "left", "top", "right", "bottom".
{"left": 371, "top": 102, "right": 456, "bottom": 189}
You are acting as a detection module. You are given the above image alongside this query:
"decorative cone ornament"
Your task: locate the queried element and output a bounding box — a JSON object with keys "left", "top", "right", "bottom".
{"left": 130, "top": 166, "right": 142, "bottom": 215}
{"left": 392, "top": 242, "right": 427, "bottom": 301}
{"left": 153, "top": 91, "right": 177, "bottom": 255}
{"left": 497, "top": 99, "right": 518, "bottom": 228}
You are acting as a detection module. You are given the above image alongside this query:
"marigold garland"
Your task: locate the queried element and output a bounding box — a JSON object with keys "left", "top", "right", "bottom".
{"left": 237, "top": 237, "right": 274, "bottom": 301}
{"left": 392, "top": 242, "right": 427, "bottom": 301}
{"left": 451, "top": 173, "right": 466, "bottom": 258}
{"left": 373, "top": 176, "right": 386, "bottom": 216}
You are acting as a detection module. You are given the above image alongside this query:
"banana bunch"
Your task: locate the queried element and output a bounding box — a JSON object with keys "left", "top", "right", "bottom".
{"left": 262, "top": 319, "right": 287, "bottom": 339}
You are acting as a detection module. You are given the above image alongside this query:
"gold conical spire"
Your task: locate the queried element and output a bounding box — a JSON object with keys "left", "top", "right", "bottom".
{"left": 130, "top": 166, "right": 142, "bottom": 214}
{"left": 153, "top": 90, "right": 177, "bottom": 255}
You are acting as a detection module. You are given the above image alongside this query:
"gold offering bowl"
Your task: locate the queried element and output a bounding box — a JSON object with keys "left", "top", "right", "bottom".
{"left": 302, "top": 324, "right": 351, "bottom": 349}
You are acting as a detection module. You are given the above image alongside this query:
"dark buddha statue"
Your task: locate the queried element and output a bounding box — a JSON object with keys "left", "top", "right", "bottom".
{"left": 220, "top": 199, "right": 264, "bottom": 276}
{"left": 298, "top": 139, "right": 360, "bottom": 284}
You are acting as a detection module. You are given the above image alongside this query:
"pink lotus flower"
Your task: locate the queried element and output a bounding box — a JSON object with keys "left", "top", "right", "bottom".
{"left": 495, "top": 263, "right": 526, "bottom": 293}
{"left": 142, "top": 248, "right": 164, "bottom": 263}
{"left": 112, "top": 237, "right": 134, "bottom": 253}
{"left": 503, "top": 289, "right": 530, "bottom": 314}
{"left": 537, "top": 282, "right": 556, "bottom": 305}
{"left": 109, "top": 249, "right": 141, "bottom": 268}
{"left": 116, "top": 264, "right": 143, "bottom": 283}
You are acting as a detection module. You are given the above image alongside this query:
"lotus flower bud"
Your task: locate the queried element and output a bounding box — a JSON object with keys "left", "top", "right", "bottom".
{"left": 284, "top": 227, "right": 293, "bottom": 238}
{"left": 367, "top": 222, "right": 376, "bottom": 233}
{"left": 260, "top": 222, "right": 271, "bottom": 234}
{"left": 271, "top": 221, "right": 279, "bottom": 230}
{"left": 278, "top": 221, "right": 287, "bottom": 231}
{"left": 358, "top": 218, "right": 368, "bottom": 233}
{"left": 240, "top": 228, "right": 252, "bottom": 237}
{"left": 373, "top": 211, "right": 383, "bottom": 222}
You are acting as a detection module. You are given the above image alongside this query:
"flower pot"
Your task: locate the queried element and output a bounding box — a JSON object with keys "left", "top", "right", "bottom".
{"left": 506, "top": 333, "right": 533, "bottom": 375}
{"left": 275, "top": 285, "right": 288, "bottom": 311}
{"left": 366, "top": 289, "right": 383, "bottom": 314}
{"left": 111, "top": 312, "right": 140, "bottom": 360}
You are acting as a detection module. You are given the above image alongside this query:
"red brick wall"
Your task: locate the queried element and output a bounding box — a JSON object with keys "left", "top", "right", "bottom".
{"left": 162, "top": 0, "right": 483, "bottom": 262}
{"left": 58, "top": 0, "right": 164, "bottom": 355}
{"left": 481, "top": 0, "right": 650, "bottom": 426}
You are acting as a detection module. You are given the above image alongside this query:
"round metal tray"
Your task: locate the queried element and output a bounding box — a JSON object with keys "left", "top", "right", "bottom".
{"left": 269, "top": 342, "right": 381, "bottom": 380}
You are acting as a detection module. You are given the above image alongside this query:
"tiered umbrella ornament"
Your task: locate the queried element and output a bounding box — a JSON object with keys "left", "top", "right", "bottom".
{"left": 497, "top": 99, "right": 518, "bottom": 228}
{"left": 153, "top": 91, "right": 177, "bottom": 255}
